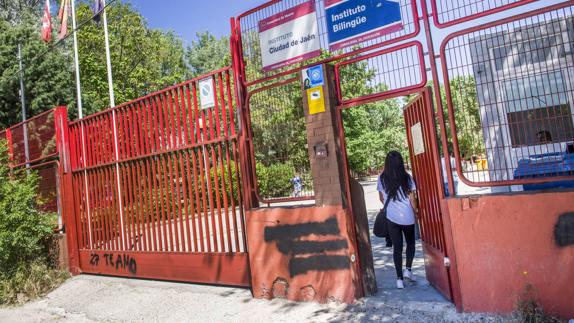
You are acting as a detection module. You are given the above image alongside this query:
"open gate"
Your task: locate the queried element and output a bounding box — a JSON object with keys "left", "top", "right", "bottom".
{"left": 403, "top": 88, "right": 452, "bottom": 301}
{"left": 67, "top": 68, "right": 250, "bottom": 286}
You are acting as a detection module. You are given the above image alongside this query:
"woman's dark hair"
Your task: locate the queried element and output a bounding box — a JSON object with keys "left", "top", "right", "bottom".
{"left": 381, "top": 151, "right": 412, "bottom": 201}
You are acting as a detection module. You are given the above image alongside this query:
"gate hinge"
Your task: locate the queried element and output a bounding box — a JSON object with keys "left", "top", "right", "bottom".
{"left": 444, "top": 257, "right": 451, "bottom": 268}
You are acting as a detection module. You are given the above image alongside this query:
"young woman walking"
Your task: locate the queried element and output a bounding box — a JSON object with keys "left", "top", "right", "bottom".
{"left": 377, "top": 151, "right": 418, "bottom": 289}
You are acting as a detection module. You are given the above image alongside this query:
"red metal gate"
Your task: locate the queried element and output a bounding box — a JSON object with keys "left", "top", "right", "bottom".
{"left": 67, "top": 68, "right": 250, "bottom": 286}
{"left": 403, "top": 88, "right": 452, "bottom": 301}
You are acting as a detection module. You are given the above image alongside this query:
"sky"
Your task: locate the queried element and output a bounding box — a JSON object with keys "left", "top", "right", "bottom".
{"left": 128, "top": 0, "right": 264, "bottom": 45}
{"left": 126, "top": 0, "right": 567, "bottom": 47}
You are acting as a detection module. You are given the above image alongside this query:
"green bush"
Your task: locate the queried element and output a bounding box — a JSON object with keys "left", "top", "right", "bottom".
{"left": 0, "top": 142, "right": 55, "bottom": 275}
{"left": 0, "top": 140, "right": 65, "bottom": 305}
{"left": 256, "top": 162, "right": 296, "bottom": 198}
{"left": 209, "top": 162, "right": 240, "bottom": 206}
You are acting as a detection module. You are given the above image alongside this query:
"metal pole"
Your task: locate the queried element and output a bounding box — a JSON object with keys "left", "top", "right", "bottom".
{"left": 102, "top": 0, "right": 115, "bottom": 108}
{"left": 17, "top": 43, "right": 30, "bottom": 171}
{"left": 101, "top": 0, "right": 126, "bottom": 250}
{"left": 70, "top": 0, "right": 83, "bottom": 119}
{"left": 420, "top": 1, "right": 455, "bottom": 196}
{"left": 70, "top": 0, "right": 93, "bottom": 248}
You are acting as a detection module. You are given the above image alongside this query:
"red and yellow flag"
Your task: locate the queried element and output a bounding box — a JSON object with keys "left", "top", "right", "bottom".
{"left": 57, "top": 0, "right": 70, "bottom": 40}
{"left": 41, "top": 0, "right": 52, "bottom": 42}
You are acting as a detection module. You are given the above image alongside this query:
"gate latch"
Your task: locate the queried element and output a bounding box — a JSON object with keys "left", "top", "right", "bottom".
{"left": 444, "top": 257, "right": 451, "bottom": 268}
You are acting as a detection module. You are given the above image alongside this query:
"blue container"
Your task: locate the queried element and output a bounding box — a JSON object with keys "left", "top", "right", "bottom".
{"left": 514, "top": 151, "right": 574, "bottom": 191}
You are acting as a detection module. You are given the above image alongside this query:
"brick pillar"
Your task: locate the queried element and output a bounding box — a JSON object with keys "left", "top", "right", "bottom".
{"left": 302, "top": 64, "right": 348, "bottom": 207}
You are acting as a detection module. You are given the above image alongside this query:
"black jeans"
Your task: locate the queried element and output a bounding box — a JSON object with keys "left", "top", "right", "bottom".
{"left": 387, "top": 219, "right": 415, "bottom": 279}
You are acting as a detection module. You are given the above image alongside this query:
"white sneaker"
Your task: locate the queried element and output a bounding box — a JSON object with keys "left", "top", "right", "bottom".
{"left": 396, "top": 279, "right": 404, "bottom": 289}
{"left": 403, "top": 268, "right": 416, "bottom": 282}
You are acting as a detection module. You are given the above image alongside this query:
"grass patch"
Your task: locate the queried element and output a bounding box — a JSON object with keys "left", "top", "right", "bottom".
{"left": 0, "top": 261, "right": 70, "bottom": 306}
{"left": 513, "top": 284, "right": 562, "bottom": 323}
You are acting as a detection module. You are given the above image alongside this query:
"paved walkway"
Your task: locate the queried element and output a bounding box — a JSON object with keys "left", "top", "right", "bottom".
{"left": 0, "top": 182, "right": 506, "bottom": 322}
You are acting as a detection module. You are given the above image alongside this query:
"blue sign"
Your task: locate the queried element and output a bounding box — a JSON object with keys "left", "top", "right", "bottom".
{"left": 325, "top": 0, "right": 403, "bottom": 51}
{"left": 302, "top": 65, "right": 324, "bottom": 89}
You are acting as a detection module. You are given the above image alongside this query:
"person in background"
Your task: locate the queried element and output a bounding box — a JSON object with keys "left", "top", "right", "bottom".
{"left": 291, "top": 174, "right": 302, "bottom": 197}
{"left": 378, "top": 151, "right": 418, "bottom": 289}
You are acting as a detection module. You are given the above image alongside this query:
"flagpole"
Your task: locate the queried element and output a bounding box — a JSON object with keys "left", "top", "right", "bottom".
{"left": 69, "top": 0, "right": 95, "bottom": 248}
{"left": 102, "top": 0, "right": 115, "bottom": 108}
{"left": 70, "top": 0, "right": 83, "bottom": 119}
{"left": 17, "top": 43, "right": 30, "bottom": 173}
{"left": 100, "top": 0, "right": 126, "bottom": 250}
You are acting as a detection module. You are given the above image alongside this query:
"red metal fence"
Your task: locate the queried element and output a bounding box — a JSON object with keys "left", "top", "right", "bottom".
{"left": 236, "top": 0, "right": 419, "bottom": 87}
{"left": 245, "top": 77, "right": 315, "bottom": 202}
{"left": 1, "top": 109, "right": 62, "bottom": 224}
{"left": 67, "top": 68, "right": 249, "bottom": 285}
{"left": 440, "top": 1, "right": 574, "bottom": 188}
{"left": 431, "top": 0, "right": 538, "bottom": 28}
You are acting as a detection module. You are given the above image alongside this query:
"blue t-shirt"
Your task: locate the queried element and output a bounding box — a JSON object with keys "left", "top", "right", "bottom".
{"left": 377, "top": 174, "right": 416, "bottom": 225}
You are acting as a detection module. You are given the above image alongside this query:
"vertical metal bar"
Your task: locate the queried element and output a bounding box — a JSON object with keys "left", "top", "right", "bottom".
{"left": 172, "top": 152, "right": 184, "bottom": 252}
{"left": 179, "top": 86, "right": 190, "bottom": 146}
{"left": 179, "top": 153, "right": 192, "bottom": 252}
{"left": 172, "top": 88, "right": 183, "bottom": 148}
{"left": 135, "top": 160, "right": 148, "bottom": 251}
{"left": 121, "top": 162, "right": 133, "bottom": 250}
{"left": 146, "top": 157, "right": 158, "bottom": 251}
{"left": 421, "top": 0, "right": 455, "bottom": 196}
{"left": 156, "top": 154, "right": 168, "bottom": 251}
{"left": 123, "top": 162, "right": 137, "bottom": 250}
{"left": 141, "top": 158, "right": 152, "bottom": 252}
{"left": 184, "top": 150, "right": 198, "bottom": 252}
{"left": 167, "top": 92, "right": 176, "bottom": 149}
{"left": 160, "top": 154, "right": 174, "bottom": 251}
{"left": 191, "top": 148, "right": 206, "bottom": 252}
{"left": 196, "top": 145, "right": 212, "bottom": 252}
{"left": 99, "top": 167, "right": 109, "bottom": 250}
{"left": 129, "top": 160, "right": 141, "bottom": 251}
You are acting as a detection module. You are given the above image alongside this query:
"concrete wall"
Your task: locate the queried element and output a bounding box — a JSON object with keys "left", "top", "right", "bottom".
{"left": 245, "top": 206, "right": 361, "bottom": 303}
{"left": 446, "top": 190, "right": 574, "bottom": 318}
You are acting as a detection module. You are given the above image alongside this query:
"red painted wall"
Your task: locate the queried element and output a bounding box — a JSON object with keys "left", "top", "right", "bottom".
{"left": 446, "top": 190, "right": 574, "bottom": 318}
{"left": 245, "top": 206, "right": 361, "bottom": 303}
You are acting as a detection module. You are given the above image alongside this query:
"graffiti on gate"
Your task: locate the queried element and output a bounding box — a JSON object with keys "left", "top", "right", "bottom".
{"left": 264, "top": 217, "right": 350, "bottom": 277}
{"left": 89, "top": 253, "right": 138, "bottom": 275}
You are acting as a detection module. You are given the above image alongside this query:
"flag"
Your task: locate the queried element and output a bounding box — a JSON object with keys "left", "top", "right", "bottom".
{"left": 57, "top": 0, "right": 70, "bottom": 40}
{"left": 41, "top": 0, "right": 52, "bottom": 42}
{"left": 92, "top": 0, "right": 104, "bottom": 25}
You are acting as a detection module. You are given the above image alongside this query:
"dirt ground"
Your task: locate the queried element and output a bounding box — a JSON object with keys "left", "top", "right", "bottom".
{"left": 0, "top": 182, "right": 509, "bottom": 322}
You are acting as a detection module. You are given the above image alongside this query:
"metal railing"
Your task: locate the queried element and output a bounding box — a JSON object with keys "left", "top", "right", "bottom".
{"left": 440, "top": 1, "right": 574, "bottom": 188}
{"left": 69, "top": 68, "right": 247, "bottom": 254}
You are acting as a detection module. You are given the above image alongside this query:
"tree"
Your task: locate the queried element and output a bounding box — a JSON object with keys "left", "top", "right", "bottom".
{"left": 75, "top": 2, "right": 189, "bottom": 116}
{"left": 338, "top": 58, "right": 407, "bottom": 175}
{"left": 0, "top": 9, "right": 75, "bottom": 128}
{"left": 445, "top": 76, "right": 484, "bottom": 159}
{"left": 186, "top": 31, "right": 230, "bottom": 77}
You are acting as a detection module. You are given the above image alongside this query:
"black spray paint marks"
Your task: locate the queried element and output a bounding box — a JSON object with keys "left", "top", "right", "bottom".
{"left": 264, "top": 216, "right": 350, "bottom": 277}
{"left": 89, "top": 253, "right": 138, "bottom": 275}
{"left": 264, "top": 217, "right": 340, "bottom": 242}
{"left": 276, "top": 239, "right": 348, "bottom": 255}
{"left": 554, "top": 212, "right": 574, "bottom": 248}
{"left": 289, "top": 255, "right": 351, "bottom": 276}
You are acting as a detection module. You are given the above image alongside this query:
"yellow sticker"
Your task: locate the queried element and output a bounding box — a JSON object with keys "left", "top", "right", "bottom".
{"left": 307, "top": 86, "right": 325, "bottom": 115}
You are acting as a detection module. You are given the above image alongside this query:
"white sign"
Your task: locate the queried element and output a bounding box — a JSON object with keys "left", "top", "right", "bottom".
{"left": 411, "top": 122, "right": 425, "bottom": 156}
{"left": 258, "top": 1, "right": 321, "bottom": 72}
{"left": 199, "top": 77, "right": 215, "bottom": 109}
